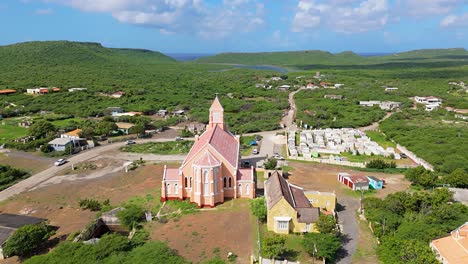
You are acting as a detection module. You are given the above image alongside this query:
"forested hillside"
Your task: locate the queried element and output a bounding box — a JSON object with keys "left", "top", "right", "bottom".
{"left": 196, "top": 48, "right": 468, "bottom": 66}
{"left": 0, "top": 41, "right": 287, "bottom": 133}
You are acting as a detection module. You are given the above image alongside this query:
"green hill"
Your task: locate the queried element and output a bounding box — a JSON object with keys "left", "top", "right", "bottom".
{"left": 196, "top": 48, "right": 468, "bottom": 66}
{"left": 0, "top": 41, "right": 175, "bottom": 65}
{"left": 196, "top": 50, "right": 368, "bottom": 65}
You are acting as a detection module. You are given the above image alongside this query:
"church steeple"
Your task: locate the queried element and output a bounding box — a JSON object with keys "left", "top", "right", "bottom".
{"left": 208, "top": 96, "right": 225, "bottom": 130}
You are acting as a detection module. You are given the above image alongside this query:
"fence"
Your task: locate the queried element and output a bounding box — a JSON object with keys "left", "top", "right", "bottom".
{"left": 287, "top": 155, "right": 366, "bottom": 168}
{"left": 396, "top": 144, "right": 434, "bottom": 171}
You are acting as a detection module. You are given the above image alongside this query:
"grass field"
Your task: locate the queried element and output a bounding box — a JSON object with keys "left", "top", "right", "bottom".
{"left": 365, "top": 131, "right": 396, "bottom": 149}
{"left": 0, "top": 124, "right": 28, "bottom": 144}
{"left": 120, "top": 141, "right": 194, "bottom": 155}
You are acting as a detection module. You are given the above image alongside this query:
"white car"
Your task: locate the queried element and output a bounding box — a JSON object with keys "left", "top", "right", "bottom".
{"left": 54, "top": 159, "right": 67, "bottom": 166}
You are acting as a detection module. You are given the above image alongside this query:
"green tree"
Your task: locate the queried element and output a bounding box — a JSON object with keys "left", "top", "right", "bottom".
{"left": 316, "top": 214, "right": 337, "bottom": 234}
{"left": 96, "top": 121, "right": 117, "bottom": 136}
{"left": 398, "top": 239, "right": 438, "bottom": 264}
{"left": 261, "top": 233, "right": 286, "bottom": 259}
{"left": 117, "top": 204, "right": 146, "bottom": 229}
{"left": 444, "top": 168, "right": 468, "bottom": 188}
{"left": 302, "top": 233, "right": 341, "bottom": 262}
{"left": 3, "top": 223, "right": 54, "bottom": 258}
{"left": 249, "top": 197, "right": 267, "bottom": 222}
{"left": 264, "top": 159, "right": 278, "bottom": 170}
{"left": 28, "top": 120, "right": 56, "bottom": 138}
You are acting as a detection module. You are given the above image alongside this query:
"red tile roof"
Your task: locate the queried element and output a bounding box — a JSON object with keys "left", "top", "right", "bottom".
{"left": 0, "top": 89, "right": 16, "bottom": 94}
{"left": 182, "top": 124, "right": 238, "bottom": 168}
{"left": 237, "top": 168, "right": 253, "bottom": 181}
{"left": 194, "top": 151, "right": 221, "bottom": 167}
{"left": 164, "top": 168, "right": 179, "bottom": 181}
{"left": 349, "top": 175, "right": 369, "bottom": 183}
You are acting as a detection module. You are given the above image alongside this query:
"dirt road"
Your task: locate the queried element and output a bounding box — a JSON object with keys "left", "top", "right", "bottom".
{"left": 359, "top": 111, "right": 395, "bottom": 131}
{"left": 0, "top": 137, "right": 177, "bottom": 202}
{"left": 281, "top": 88, "right": 304, "bottom": 129}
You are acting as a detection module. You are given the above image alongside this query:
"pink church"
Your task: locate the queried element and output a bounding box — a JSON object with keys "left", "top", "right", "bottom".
{"left": 161, "top": 97, "right": 256, "bottom": 207}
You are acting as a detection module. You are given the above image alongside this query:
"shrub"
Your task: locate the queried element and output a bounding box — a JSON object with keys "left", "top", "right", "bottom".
{"left": 79, "top": 198, "right": 102, "bottom": 211}
{"left": 366, "top": 159, "right": 396, "bottom": 169}
{"left": 249, "top": 197, "right": 267, "bottom": 222}
{"left": 261, "top": 233, "right": 286, "bottom": 259}
{"left": 117, "top": 204, "right": 146, "bottom": 229}
{"left": 264, "top": 159, "right": 278, "bottom": 170}
{"left": 3, "top": 223, "right": 54, "bottom": 258}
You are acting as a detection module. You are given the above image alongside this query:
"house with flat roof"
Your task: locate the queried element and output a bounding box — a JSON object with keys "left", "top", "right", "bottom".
{"left": 265, "top": 171, "right": 320, "bottom": 234}
{"left": 0, "top": 213, "right": 47, "bottom": 259}
{"left": 48, "top": 138, "right": 74, "bottom": 151}
{"left": 115, "top": 122, "right": 135, "bottom": 135}
{"left": 431, "top": 222, "right": 468, "bottom": 264}
{"left": 61, "top": 129, "right": 82, "bottom": 140}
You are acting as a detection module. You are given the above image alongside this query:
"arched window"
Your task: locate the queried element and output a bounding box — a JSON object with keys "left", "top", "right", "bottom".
{"left": 167, "top": 183, "right": 171, "bottom": 194}
{"left": 223, "top": 177, "right": 227, "bottom": 188}
{"left": 190, "top": 177, "right": 193, "bottom": 188}
{"left": 203, "top": 170, "right": 209, "bottom": 195}
{"left": 174, "top": 184, "right": 179, "bottom": 194}
{"left": 196, "top": 171, "right": 200, "bottom": 193}
{"left": 246, "top": 184, "right": 250, "bottom": 195}
{"left": 228, "top": 177, "right": 232, "bottom": 188}
{"left": 184, "top": 177, "right": 188, "bottom": 188}
{"left": 238, "top": 183, "right": 242, "bottom": 195}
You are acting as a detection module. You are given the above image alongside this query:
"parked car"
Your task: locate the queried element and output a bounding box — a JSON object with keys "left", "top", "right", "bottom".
{"left": 273, "top": 153, "right": 285, "bottom": 160}
{"left": 242, "top": 161, "right": 251, "bottom": 167}
{"left": 175, "top": 137, "right": 183, "bottom": 141}
{"left": 400, "top": 153, "right": 408, "bottom": 159}
{"left": 54, "top": 159, "right": 67, "bottom": 166}
{"left": 252, "top": 148, "right": 259, "bottom": 155}
{"left": 126, "top": 140, "right": 136, "bottom": 145}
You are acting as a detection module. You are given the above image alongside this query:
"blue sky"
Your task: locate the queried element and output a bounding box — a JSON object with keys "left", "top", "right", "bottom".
{"left": 0, "top": 0, "right": 467, "bottom": 53}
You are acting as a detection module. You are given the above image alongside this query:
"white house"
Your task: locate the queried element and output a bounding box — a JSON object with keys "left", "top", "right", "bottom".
{"left": 68, "top": 88, "right": 87, "bottom": 92}
{"left": 415, "top": 96, "right": 442, "bottom": 105}
{"left": 334, "top": 84, "right": 344, "bottom": 88}
{"left": 385, "top": 87, "right": 399, "bottom": 91}
{"left": 359, "top": 101, "right": 381, "bottom": 107}
{"left": 48, "top": 138, "right": 73, "bottom": 151}
{"left": 426, "top": 104, "right": 440, "bottom": 111}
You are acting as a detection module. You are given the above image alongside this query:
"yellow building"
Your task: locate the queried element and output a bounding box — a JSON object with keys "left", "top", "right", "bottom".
{"left": 304, "top": 191, "right": 336, "bottom": 213}
{"left": 265, "top": 171, "right": 320, "bottom": 234}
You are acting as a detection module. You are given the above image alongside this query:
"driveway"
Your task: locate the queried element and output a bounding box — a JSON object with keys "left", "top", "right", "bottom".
{"left": 336, "top": 196, "right": 360, "bottom": 264}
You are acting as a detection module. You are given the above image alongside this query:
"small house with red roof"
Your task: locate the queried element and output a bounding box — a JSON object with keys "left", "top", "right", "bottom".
{"left": 0, "top": 89, "right": 16, "bottom": 95}
{"left": 337, "top": 173, "right": 369, "bottom": 191}
{"left": 161, "top": 97, "right": 255, "bottom": 207}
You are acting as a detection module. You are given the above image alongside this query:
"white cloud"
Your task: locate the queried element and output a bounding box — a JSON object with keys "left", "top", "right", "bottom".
{"left": 400, "top": 0, "right": 468, "bottom": 17}
{"left": 440, "top": 12, "right": 468, "bottom": 27}
{"left": 40, "top": 0, "right": 264, "bottom": 38}
{"left": 292, "top": 0, "right": 389, "bottom": 33}
{"left": 35, "top": 8, "right": 53, "bottom": 15}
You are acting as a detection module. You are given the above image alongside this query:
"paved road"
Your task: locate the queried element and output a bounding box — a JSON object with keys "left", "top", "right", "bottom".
{"left": 0, "top": 137, "right": 176, "bottom": 202}
{"left": 336, "top": 196, "right": 360, "bottom": 264}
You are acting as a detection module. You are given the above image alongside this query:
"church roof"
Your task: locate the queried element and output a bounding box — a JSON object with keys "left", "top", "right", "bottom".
{"left": 182, "top": 124, "right": 239, "bottom": 168}
{"left": 164, "top": 168, "right": 179, "bottom": 181}
{"left": 238, "top": 168, "right": 254, "bottom": 181}
{"left": 194, "top": 151, "right": 221, "bottom": 167}
{"left": 210, "top": 96, "right": 224, "bottom": 111}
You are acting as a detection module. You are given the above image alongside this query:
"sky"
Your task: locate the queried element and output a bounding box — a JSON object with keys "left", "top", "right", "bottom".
{"left": 0, "top": 0, "right": 467, "bottom": 53}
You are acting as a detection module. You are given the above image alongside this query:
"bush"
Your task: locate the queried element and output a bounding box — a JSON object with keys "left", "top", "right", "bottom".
{"left": 261, "top": 233, "right": 286, "bottom": 259}
{"left": 366, "top": 159, "right": 396, "bottom": 169}
{"left": 249, "top": 197, "right": 267, "bottom": 222}
{"left": 264, "top": 159, "right": 278, "bottom": 170}
{"left": 3, "top": 223, "right": 54, "bottom": 258}
{"left": 79, "top": 199, "right": 102, "bottom": 211}
{"left": 316, "top": 214, "right": 338, "bottom": 234}
{"left": 117, "top": 204, "right": 146, "bottom": 229}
